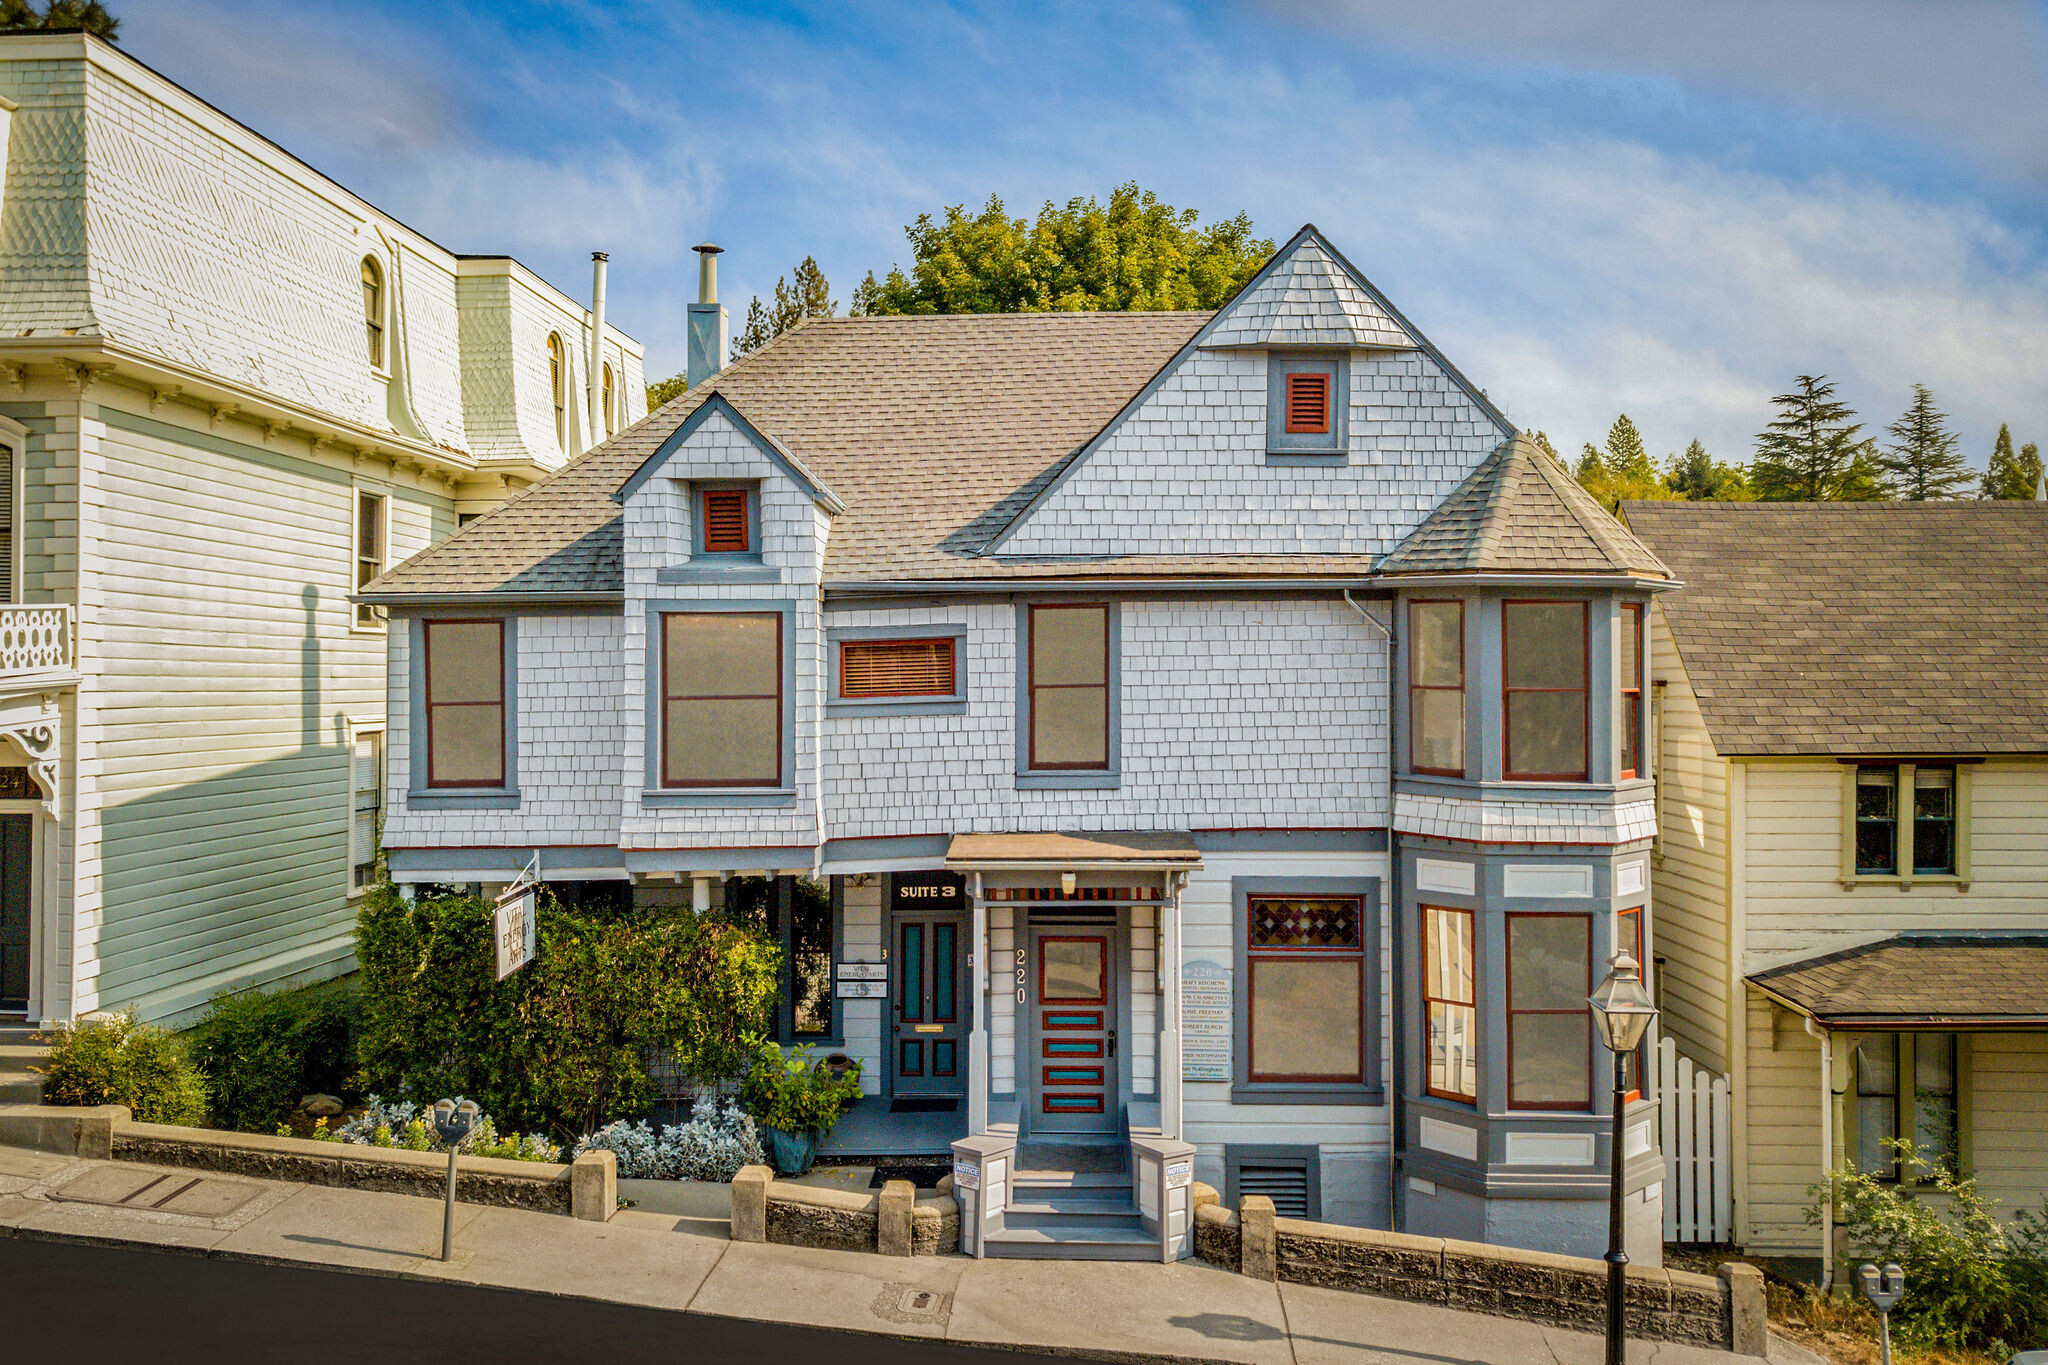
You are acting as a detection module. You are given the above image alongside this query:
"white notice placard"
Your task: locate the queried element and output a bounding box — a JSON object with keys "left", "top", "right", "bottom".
{"left": 952, "top": 1162, "right": 980, "bottom": 1191}
{"left": 1181, "top": 959, "right": 1232, "bottom": 1082}
{"left": 835, "top": 980, "right": 888, "bottom": 999}
{"left": 494, "top": 888, "right": 534, "bottom": 981}
{"left": 1165, "top": 1160, "right": 1193, "bottom": 1190}
{"left": 836, "top": 962, "right": 887, "bottom": 981}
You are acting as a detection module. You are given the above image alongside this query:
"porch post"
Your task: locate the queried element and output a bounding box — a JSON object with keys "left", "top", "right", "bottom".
{"left": 1161, "top": 872, "right": 1185, "bottom": 1139}
{"left": 969, "top": 872, "right": 989, "bottom": 1136}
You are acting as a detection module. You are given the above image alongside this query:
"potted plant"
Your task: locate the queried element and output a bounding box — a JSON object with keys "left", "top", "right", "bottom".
{"left": 740, "top": 1038, "right": 862, "bottom": 1175}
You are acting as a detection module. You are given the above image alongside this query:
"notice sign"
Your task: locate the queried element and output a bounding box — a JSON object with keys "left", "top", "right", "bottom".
{"left": 1165, "top": 1160, "right": 1193, "bottom": 1190}
{"left": 952, "top": 1161, "right": 980, "bottom": 1191}
{"left": 495, "top": 888, "right": 535, "bottom": 981}
{"left": 1181, "top": 959, "right": 1232, "bottom": 1082}
{"left": 836, "top": 980, "right": 887, "bottom": 999}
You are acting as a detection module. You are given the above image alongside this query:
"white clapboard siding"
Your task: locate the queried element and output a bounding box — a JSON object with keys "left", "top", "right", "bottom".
{"left": 1659, "top": 1035, "right": 1733, "bottom": 1244}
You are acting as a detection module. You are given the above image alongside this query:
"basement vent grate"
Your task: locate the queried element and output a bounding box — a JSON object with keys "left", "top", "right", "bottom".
{"left": 1236, "top": 1163, "right": 1312, "bottom": 1219}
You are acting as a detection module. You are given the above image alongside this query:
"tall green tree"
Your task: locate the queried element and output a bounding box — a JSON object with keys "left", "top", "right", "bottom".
{"left": 734, "top": 256, "right": 835, "bottom": 358}
{"left": 1879, "top": 383, "right": 1971, "bottom": 500}
{"left": 1573, "top": 416, "right": 1679, "bottom": 505}
{"left": 1752, "top": 375, "right": 1885, "bottom": 501}
{"left": 852, "top": 183, "right": 1272, "bottom": 316}
{"left": 0, "top": 0, "right": 118, "bottom": 37}
{"left": 1664, "top": 439, "right": 1751, "bottom": 500}
{"left": 1980, "top": 424, "right": 2044, "bottom": 499}
{"left": 1526, "top": 430, "right": 1562, "bottom": 463}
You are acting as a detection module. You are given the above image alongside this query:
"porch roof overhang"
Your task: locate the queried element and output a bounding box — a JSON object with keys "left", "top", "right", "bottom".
{"left": 1748, "top": 933, "right": 2048, "bottom": 1029}
{"left": 943, "top": 830, "right": 1203, "bottom": 873}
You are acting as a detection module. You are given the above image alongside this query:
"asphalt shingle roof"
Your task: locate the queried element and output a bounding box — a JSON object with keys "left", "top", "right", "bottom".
{"left": 1748, "top": 933, "right": 2048, "bottom": 1025}
{"left": 1623, "top": 500, "right": 2048, "bottom": 756}
{"left": 1377, "top": 434, "right": 1671, "bottom": 579}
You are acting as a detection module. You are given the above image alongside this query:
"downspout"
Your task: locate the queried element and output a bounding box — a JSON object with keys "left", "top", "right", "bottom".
{"left": 586, "top": 252, "right": 609, "bottom": 446}
{"left": 1805, "top": 1015, "right": 1834, "bottom": 1291}
{"left": 1344, "top": 587, "right": 1401, "bottom": 1226}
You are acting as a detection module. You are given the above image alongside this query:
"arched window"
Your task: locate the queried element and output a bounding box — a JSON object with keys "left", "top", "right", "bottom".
{"left": 547, "top": 333, "right": 566, "bottom": 448}
{"left": 361, "top": 257, "right": 384, "bottom": 368}
{"left": 602, "top": 362, "right": 616, "bottom": 436}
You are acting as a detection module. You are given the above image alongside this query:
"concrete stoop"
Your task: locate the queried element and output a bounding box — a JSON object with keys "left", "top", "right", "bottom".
{"left": 986, "top": 1169, "right": 1153, "bottom": 1261}
{"left": 0, "top": 1029, "right": 50, "bottom": 1106}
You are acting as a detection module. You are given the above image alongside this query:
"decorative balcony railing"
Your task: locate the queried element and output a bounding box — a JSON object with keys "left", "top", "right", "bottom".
{"left": 0, "top": 603, "right": 74, "bottom": 679}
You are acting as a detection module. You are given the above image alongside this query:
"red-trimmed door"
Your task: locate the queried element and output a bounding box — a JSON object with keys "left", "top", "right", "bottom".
{"left": 1031, "top": 931, "right": 1117, "bottom": 1134}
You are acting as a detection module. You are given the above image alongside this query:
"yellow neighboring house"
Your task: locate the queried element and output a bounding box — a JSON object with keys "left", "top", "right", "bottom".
{"left": 1623, "top": 499, "right": 2048, "bottom": 1285}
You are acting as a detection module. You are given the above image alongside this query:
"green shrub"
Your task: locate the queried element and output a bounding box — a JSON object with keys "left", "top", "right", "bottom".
{"left": 37, "top": 1012, "right": 207, "bottom": 1126}
{"left": 741, "top": 1039, "right": 862, "bottom": 1136}
{"left": 353, "top": 882, "right": 778, "bottom": 1140}
{"left": 189, "top": 979, "right": 363, "bottom": 1132}
{"left": 297, "top": 1096, "right": 560, "bottom": 1162}
{"left": 1813, "top": 1139, "right": 2048, "bottom": 1357}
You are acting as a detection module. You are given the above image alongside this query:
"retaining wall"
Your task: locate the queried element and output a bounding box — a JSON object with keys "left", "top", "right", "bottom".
{"left": 732, "top": 1165, "right": 959, "bottom": 1256}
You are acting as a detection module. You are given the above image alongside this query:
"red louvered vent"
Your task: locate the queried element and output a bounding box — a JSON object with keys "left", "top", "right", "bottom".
{"left": 701, "top": 489, "right": 750, "bottom": 553}
{"left": 840, "top": 638, "right": 957, "bottom": 699}
{"left": 1284, "top": 372, "right": 1331, "bottom": 434}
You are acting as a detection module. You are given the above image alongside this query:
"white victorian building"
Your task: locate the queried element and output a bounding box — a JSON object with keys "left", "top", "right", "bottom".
{"left": 0, "top": 32, "right": 644, "bottom": 1025}
{"left": 362, "top": 227, "right": 1674, "bottom": 1262}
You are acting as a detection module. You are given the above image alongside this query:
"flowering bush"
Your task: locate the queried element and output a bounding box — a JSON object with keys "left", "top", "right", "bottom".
{"left": 297, "top": 1094, "right": 560, "bottom": 1163}
{"left": 573, "top": 1094, "right": 763, "bottom": 1182}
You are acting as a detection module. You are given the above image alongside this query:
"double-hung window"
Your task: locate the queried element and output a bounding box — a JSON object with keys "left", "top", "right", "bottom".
{"left": 1410, "top": 600, "right": 1464, "bottom": 776}
{"left": 1245, "top": 895, "right": 1365, "bottom": 1084}
{"left": 1617, "top": 906, "right": 1648, "bottom": 1100}
{"left": 1025, "top": 603, "right": 1110, "bottom": 770}
{"left": 660, "top": 611, "right": 783, "bottom": 788}
{"left": 354, "top": 489, "right": 388, "bottom": 629}
{"left": 1855, "top": 1032, "right": 1958, "bottom": 1181}
{"left": 422, "top": 620, "right": 506, "bottom": 789}
{"left": 1505, "top": 912, "right": 1592, "bottom": 1110}
{"left": 1423, "top": 905, "right": 1477, "bottom": 1103}
{"left": 1503, "top": 601, "right": 1589, "bottom": 780}
{"left": 349, "top": 728, "right": 383, "bottom": 893}
{"left": 1848, "top": 763, "right": 1966, "bottom": 884}
{"left": 1619, "top": 603, "right": 1645, "bottom": 780}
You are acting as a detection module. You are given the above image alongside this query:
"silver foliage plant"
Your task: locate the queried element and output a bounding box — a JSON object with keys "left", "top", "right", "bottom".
{"left": 326, "top": 1094, "right": 560, "bottom": 1162}
{"left": 574, "top": 1094, "right": 764, "bottom": 1182}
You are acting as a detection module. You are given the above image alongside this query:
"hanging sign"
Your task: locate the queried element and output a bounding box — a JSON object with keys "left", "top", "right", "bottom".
{"left": 494, "top": 853, "right": 540, "bottom": 981}
{"left": 1181, "top": 959, "right": 1232, "bottom": 1082}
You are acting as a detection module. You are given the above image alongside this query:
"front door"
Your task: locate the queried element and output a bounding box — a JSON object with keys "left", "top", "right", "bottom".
{"left": 0, "top": 814, "right": 31, "bottom": 1013}
{"left": 1030, "top": 931, "right": 1118, "bottom": 1134}
{"left": 891, "top": 893, "right": 966, "bottom": 1098}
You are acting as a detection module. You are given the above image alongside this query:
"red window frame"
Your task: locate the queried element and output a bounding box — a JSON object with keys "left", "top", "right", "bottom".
{"left": 659, "top": 611, "right": 783, "bottom": 788}
{"left": 1617, "top": 906, "right": 1647, "bottom": 1102}
{"left": 1037, "top": 935, "right": 1108, "bottom": 1004}
{"left": 1284, "top": 371, "right": 1331, "bottom": 434}
{"left": 1422, "top": 904, "right": 1477, "bottom": 1104}
{"left": 1502, "top": 599, "right": 1590, "bottom": 781}
{"left": 838, "top": 637, "right": 957, "bottom": 700}
{"left": 1504, "top": 912, "right": 1593, "bottom": 1111}
{"left": 700, "top": 488, "right": 751, "bottom": 553}
{"left": 1619, "top": 603, "right": 1645, "bottom": 781}
{"left": 1026, "top": 603, "right": 1110, "bottom": 771}
{"left": 1245, "top": 894, "right": 1367, "bottom": 1085}
{"left": 421, "top": 618, "right": 505, "bottom": 789}
{"left": 1409, "top": 599, "right": 1466, "bottom": 777}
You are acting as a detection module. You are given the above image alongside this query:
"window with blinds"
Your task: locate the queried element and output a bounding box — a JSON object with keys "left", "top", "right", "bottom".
{"left": 839, "top": 637, "right": 956, "bottom": 699}
{"left": 700, "top": 489, "right": 751, "bottom": 553}
{"left": 0, "top": 441, "right": 12, "bottom": 603}
{"left": 350, "top": 729, "right": 383, "bottom": 893}
{"left": 1284, "top": 372, "right": 1331, "bottom": 433}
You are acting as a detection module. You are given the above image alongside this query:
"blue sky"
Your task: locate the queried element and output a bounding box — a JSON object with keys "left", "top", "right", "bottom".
{"left": 123, "top": 0, "right": 2048, "bottom": 471}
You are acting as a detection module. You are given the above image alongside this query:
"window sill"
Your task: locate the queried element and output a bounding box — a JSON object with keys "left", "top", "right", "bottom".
{"left": 407, "top": 789, "right": 520, "bottom": 810}
{"left": 828, "top": 697, "right": 967, "bottom": 717}
{"left": 1840, "top": 873, "right": 1970, "bottom": 892}
{"left": 1264, "top": 450, "right": 1347, "bottom": 466}
{"left": 1231, "top": 1084, "right": 1384, "bottom": 1107}
{"left": 655, "top": 560, "right": 781, "bottom": 585}
{"left": 642, "top": 787, "right": 797, "bottom": 808}
{"left": 1015, "top": 771, "right": 1122, "bottom": 791}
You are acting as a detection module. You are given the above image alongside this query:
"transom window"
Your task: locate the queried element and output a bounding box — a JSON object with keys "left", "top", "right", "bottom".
{"left": 422, "top": 620, "right": 505, "bottom": 789}
{"left": 1409, "top": 600, "right": 1464, "bottom": 776}
{"left": 1246, "top": 895, "right": 1364, "bottom": 1084}
{"left": 1852, "top": 763, "right": 1962, "bottom": 879}
{"left": 1855, "top": 1032, "right": 1957, "bottom": 1182}
{"left": 840, "top": 638, "right": 956, "bottom": 700}
{"left": 660, "top": 611, "right": 782, "bottom": 787}
{"left": 1026, "top": 603, "right": 1110, "bottom": 769}
{"left": 360, "top": 257, "right": 384, "bottom": 368}
{"left": 699, "top": 489, "right": 751, "bottom": 554}
{"left": 1423, "top": 905, "right": 1477, "bottom": 1104}
{"left": 1619, "top": 603, "right": 1645, "bottom": 780}
{"left": 1284, "top": 372, "right": 1330, "bottom": 433}
{"left": 1505, "top": 912, "right": 1592, "bottom": 1110}
{"left": 1503, "top": 600, "right": 1589, "bottom": 781}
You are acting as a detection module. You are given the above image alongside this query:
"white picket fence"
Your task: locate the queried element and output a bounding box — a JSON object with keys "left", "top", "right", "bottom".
{"left": 1657, "top": 1035, "right": 1733, "bottom": 1244}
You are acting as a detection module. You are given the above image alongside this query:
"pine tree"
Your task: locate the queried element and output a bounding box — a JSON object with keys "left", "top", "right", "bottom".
{"left": 1527, "top": 430, "right": 1562, "bottom": 463}
{"left": 1576, "top": 443, "right": 1606, "bottom": 482}
{"left": 0, "top": 0, "right": 117, "bottom": 37}
{"left": 1836, "top": 444, "right": 1890, "bottom": 502}
{"left": 1752, "top": 375, "right": 1881, "bottom": 501}
{"left": 1604, "top": 414, "right": 1657, "bottom": 483}
{"left": 1665, "top": 439, "right": 1750, "bottom": 500}
{"left": 1879, "top": 383, "right": 1971, "bottom": 500}
{"left": 1980, "top": 424, "right": 2044, "bottom": 499}
{"left": 733, "top": 257, "right": 836, "bottom": 358}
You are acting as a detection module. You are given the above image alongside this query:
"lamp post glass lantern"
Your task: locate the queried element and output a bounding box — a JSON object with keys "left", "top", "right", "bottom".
{"left": 1589, "top": 951, "right": 1658, "bottom": 1365}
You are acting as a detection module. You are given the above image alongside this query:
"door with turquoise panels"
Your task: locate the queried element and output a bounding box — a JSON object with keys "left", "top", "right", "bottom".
{"left": 1027, "top": 929, "right": 1119, "bottom": 1135}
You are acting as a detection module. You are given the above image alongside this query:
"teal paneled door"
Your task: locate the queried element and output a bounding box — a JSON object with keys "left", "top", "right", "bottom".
{"left": 0, "top": 814, "right": 30, "bottom": 1013}
{"left": 892, "top": 911, "right": 965, "bottom": 1097}
{"left": 1031, "top": 932, "right": 1117, "bottom": 1134}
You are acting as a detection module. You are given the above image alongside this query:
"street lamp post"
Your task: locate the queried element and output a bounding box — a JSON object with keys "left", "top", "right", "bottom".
{"left": 1589, "top": 951, "right": 1659, "bottom": 1365}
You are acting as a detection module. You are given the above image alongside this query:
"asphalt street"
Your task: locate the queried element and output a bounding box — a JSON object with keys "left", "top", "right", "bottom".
{"left": 0, "top": 1236, "right": 1063, "bottom": 1365}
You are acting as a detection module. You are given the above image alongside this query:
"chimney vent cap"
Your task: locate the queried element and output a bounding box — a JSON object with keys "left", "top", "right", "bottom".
{"left": 693, "top": 242, "right": 725, "bottom": 256}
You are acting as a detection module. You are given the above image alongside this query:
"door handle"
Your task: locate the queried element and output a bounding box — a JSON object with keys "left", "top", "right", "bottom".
{"left": 1109, "top": 1030, "right": 1117, "bottom": 1058}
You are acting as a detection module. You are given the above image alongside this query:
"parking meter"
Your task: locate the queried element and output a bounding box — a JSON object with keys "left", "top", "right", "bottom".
{"left": 433, "top": 1099, "right": 480, "bottom": 1261}
{"left": 1856, "top": 1263, "right": 1905, "bottom": 1365}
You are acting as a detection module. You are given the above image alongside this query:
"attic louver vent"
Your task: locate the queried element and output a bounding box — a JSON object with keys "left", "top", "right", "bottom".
{"left": 1237, "top": 1162, "right": 1312, "bottom": 1218}
{"left": 1284, "top": 372, "right": 1330, "bottom": 434}
{"left": 701, "top": 489, "right": 749, "bottom": 553}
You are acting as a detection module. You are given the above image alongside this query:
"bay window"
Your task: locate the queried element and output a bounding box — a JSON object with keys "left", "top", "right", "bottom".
{"left": 1503, "top": 600, "right": 1589, "bottom": 780}
{"left": 1619, "top": 603, "right": 1644, "bottom": 780}
{"left": 1409, "top": 600, "right": 1464, "bottom": 776}
{"left": 1505, "top": 912, "right": 1592, "bottom": 1110}
{"left": 1423, "top": 905, "right": 1477, "bottom": 1103}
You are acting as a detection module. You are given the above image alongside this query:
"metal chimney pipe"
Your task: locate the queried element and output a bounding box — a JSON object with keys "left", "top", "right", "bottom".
{"left": 695, "top": 242, "right": 723, "bottom": 304}
{"left": 587, "top": 251, "right": 608, "bottom": 443}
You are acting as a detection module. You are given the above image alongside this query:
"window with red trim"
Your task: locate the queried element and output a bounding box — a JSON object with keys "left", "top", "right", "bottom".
{"left": 422, "top": 619, "right": 505, "bottom": 789}
{"left": 1619, "top": 603, "right": 1645, "bottom": 780}
{"left": 700, "top": 489, "right": 751, "bottom": 553}
{"left": 1505, "top": 912, "right": 1592, "bottom": 1110}
{"left": 1284, "top": 372, "right": 1331, "bottom": 434}
{"left": 1026, "top": 604, "right": 1109, "bottom": 769}
{"left": 1503, "top": 600, "right": 1589, "bottom": 780}
{"left": 1409, "top": 600, "right": 1464, "bottom": 776}
{"left": 840, "top": 638, "right": 956, "bottom": 699}
{"left": 660, "top": 611, "right": 782, "bottom": 787}
{"left": 1617, "top": 906, "right": 1648, "bottom": 1101}
{"left": 1246, "top": 895, "right": 1365, "bottom": 1083}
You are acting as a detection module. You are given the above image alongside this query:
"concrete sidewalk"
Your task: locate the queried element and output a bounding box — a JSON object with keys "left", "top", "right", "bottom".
{"left": 0, "top": 1145, "right": 1818, "bottom": 1365}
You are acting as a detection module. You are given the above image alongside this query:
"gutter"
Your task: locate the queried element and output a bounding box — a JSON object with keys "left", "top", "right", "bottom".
{"left": 826, "top": 577, "right": 1387, "bottom": 599}
{"left": 350, "top": 591, "right": 624, "bottom": 609}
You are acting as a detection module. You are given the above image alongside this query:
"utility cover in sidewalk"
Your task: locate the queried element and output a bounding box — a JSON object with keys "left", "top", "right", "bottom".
{"left": 869, "top": 1283, "right": 953, "bottom": 1328}
{"left": 49, "top": 1167, "right": 263, "bottom": 1217}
